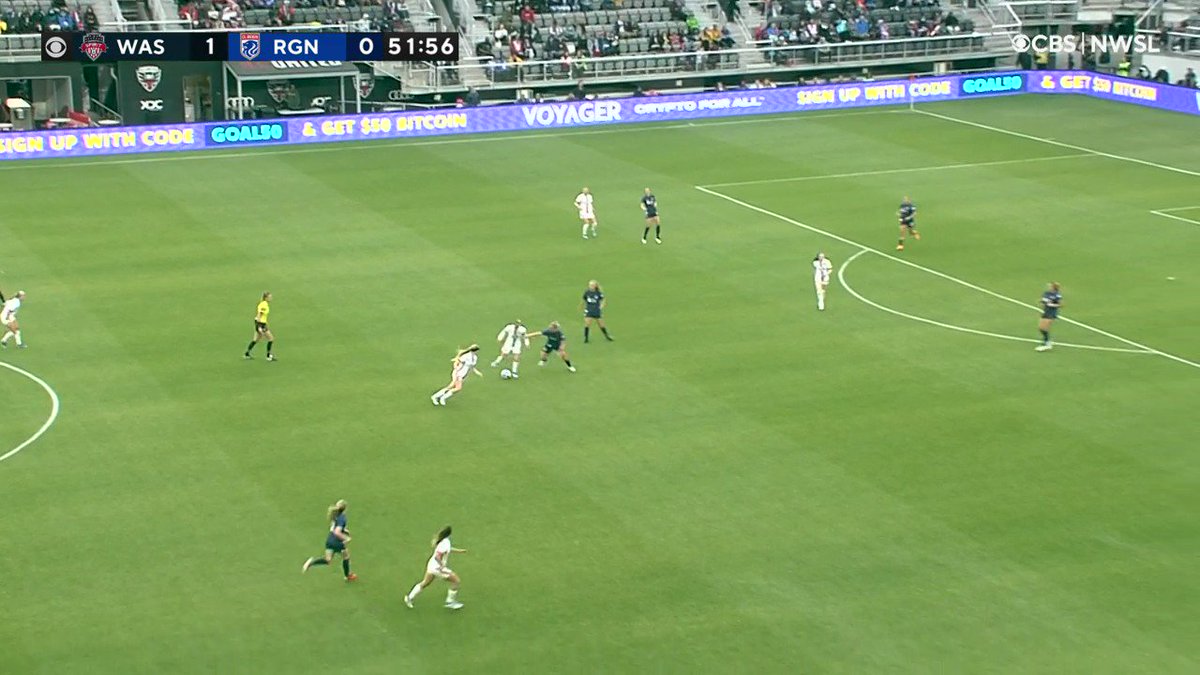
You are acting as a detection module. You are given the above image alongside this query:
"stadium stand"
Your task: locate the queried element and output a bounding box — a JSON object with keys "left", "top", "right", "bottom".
{"left": 0, "top": 0, "right": 94, "bottom": 33}
{"left": 174, "top": 0, "right": 406, "bottom": 31}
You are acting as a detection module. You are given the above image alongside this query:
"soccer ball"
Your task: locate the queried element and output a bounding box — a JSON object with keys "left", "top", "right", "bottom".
{"left": 500, "top": 369, "right": 513, "bottom": 379}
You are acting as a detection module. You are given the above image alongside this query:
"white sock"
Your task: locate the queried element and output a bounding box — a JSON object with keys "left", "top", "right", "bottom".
{"left": 446, "top": 588, "right": 458, "bottom": 603}
{"left": 591, "top": 225, "right": 598, "bottom": 236}
{"left": 408, "top": 583, "right": 423, "bottom": 600}
{"left": 441, "top": 390, "right": 455, "bottom": 401}
{"left": 0, "top": 331, "right": 10, "bottom": 344}
{"left": 491, "top": 357, "right": 501, "bottom": 366}
{"left": 15, "top": 331, "right": 22, "bottom": 346}
{"left": 512, "top": 361, "right": 519, "bottom": 373}
{"left": 582, "top": 223, "right": 588, "bottom": 236}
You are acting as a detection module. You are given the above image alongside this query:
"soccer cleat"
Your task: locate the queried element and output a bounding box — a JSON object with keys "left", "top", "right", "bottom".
{"left": 0, "top": 343, "right": 6, "bottom": 349}
{"left": 445, "top": 601, "right": 464, "bottom": 610}
{"left": 404, "top": 595, "right": 414, "bottom": 608}
{"left": 605, "top": 336, "right": 614, "bottom": 342}
{"left": 568, "top": 366, "right": 577, "bottom": 373}
{"left": 243, "top": 353, "right": 252, "bottom": 359}
{"left": 655, "top": 238, "right": 662, "bottom": 244}
{"left": 1035, "top": 344, "right": 1052, "bottom": 352}
{"left": 914, "top": 232, "right": 921, "bottom": 240}
{"left": 345, "top": 573, "right": 358, "bottom": 582}
{"left": 641, "top": 238, "right": 647, "bottom": 244}
{"left": 302, "top": 558, "right": 314, "bottom": 573}
{"left": 896, "top": 244, "right": 904, "bottom": 251}
{"left": 582, "top": 234, "right": 588, "bottom": 240}
{"left": 591, "top": 229, "right": 598, "bottom": 237}
{"left": 511, "top": 373, "right": 519, "bottom": 379}
{"left": 431, "top": 395, "right": 441, "bottom": 405}
{"left": 538, "top": 361, "right": 545, "bottom": 367}
{"left": 266, "top": 354, "right": 276, "bottom": 362}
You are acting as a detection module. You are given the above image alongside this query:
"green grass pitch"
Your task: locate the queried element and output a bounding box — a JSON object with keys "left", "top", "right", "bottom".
{"left": 1, "top": 94, "right": 1197, "bottom": 674}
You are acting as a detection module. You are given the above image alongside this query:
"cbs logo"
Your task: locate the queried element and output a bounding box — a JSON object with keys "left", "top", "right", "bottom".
{"left": 44, "top": 36, "right": 68, "bottom": 59}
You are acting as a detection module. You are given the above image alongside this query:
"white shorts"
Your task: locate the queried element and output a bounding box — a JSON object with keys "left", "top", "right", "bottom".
{"left": 452, "top": 367, "right": 470, "bottom": 382}
{"left": 500, "top": 343, "right": 523, "bottom": 356}
{"left": 427, "top": 563, "right": 454, "bottom": 579}
{"left": 579, "top": 211, "right": 595, "bottom": 221}
{"left": 814, "top": 277, "right": 830, "bottom": 289}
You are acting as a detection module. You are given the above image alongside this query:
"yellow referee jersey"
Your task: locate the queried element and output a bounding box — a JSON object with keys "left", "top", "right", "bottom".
{"left": 256, "top": 300, "right": 270, "bottom": 324}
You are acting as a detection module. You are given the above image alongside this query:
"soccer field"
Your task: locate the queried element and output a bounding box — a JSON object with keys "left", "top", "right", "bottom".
{"left": 2, "top": 93, "right": 1197, "bottom": 674}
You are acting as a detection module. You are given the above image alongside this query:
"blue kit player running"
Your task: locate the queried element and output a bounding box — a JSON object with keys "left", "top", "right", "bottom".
{"left": 582, "top": 280, "right": 613, "bottom": 343}
{"left": 896, "top": 197, "right": 920, "bottom": 250}
{"left": 1035, "top": 282, "right": 1062, "bottom": 352}
{"left": 302, "top": 499, "right": 357, "bottom": 581}
{"left": 528, "top": 321, "right": 576, "bottom": 372}
{"left": 641, "top": 188, "right": 661, "bottom": 244}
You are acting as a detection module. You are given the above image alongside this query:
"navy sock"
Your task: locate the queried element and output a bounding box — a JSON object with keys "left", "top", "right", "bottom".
{"left": 642, "top": 227, "right": 650, "bottom": 239}
{"left": 245, "top": 341, "right": 257, "bottom": 354}
{"left": 584, "top": 327, "right": 590, "bottom": 341}
{"left": 342, "top": 559, "right": 351, "bottom": 576}
{"left": 600, "top": 327, "right": 609, "bottom": 336}
{"left": 266, "top": 341, "right": 273, "bottom": 355}
{"left": 1040, "top": 330, "right": 1050, "bottom": 344}
{"left": 309, "top": 557, "right": 329, "bottom": 567}
{"left": 655, "top": 225, "right": 661, "bottom": 238}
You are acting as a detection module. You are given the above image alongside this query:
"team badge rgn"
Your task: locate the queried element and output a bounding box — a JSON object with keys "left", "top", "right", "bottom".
{"left": 240, "top": 32, "right": 261, "bottom": 60}
{"left": 357, "top": 73, "right": 375, "bottom": 98}
{"left": 136, "top": 65, "right": 162, "bottom": 93}
{"left": 80, "top": 32, "right": 107, "bottom": 61}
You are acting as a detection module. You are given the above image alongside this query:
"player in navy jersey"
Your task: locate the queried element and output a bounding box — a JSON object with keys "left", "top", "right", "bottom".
{"left": 1035, "top": 282, "right": 1062, "bottom": 352}
{"left": 641, "top": 188, "right": 661, "bottom": 244}
{"left": 581, "top": 280, "right": 613, "bottom": 343}
{"left": 896, "top": 196, "right": 919, "bottom": 251}
{"left": 301, "top": 499, "right": 357, "bottom": 581}
{"left": 528, "top": 321, "right": 576, "bottom": 372}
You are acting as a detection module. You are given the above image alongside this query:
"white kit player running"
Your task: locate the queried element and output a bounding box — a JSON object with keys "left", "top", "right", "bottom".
{"left": 575, "top": 187, "right": 598, "bottom": 239}
{"left": 813, "top": 253, "right": 833, "bottom": 311}
{"left": 404, "top": 525, "right": 468, "bottom": 610}
{"left": 490, "top": 319, "right": 529, "bottom": 377}
{"left": 1, "top": 290, "right": 27, "bottom": 349}
{"left": 431, "top": 345, "right": 483, "bottom": 406}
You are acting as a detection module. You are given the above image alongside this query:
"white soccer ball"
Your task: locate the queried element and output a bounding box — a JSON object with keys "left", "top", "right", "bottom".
{"left": 500, "top": 369, "right": 513, "bottom": 379}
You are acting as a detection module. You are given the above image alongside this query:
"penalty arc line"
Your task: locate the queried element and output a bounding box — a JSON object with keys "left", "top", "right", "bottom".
{"left": 693, "top": 185, "right": 1200, "bottom": 371}
{"left": 0, "top": 360, "right": 61, "bottom": 464}
{"left": 837, "top": 250, "right": 1152, "bottom": 354}
{"left": 698, "top": 153, "right": 1094, "bottom": 189}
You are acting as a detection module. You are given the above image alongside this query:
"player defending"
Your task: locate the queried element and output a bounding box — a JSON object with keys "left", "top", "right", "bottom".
{"left": 813, "top": 253, "right": 833, "bottom": 311}
{"left": 244, "top": 291, "right": 275, "bottom": 361}
{"left": 641, "top": 188, "right": 661, "bottom": 244}
{"left": 896, "top": 196, "right": 919, "bottom": 251}
{"left": 575, "top": 187, "right": 598, "bottom": 239}
{"left": 582, "top": 280, "right": 613, "bottom": 342}
{"left": 1035, "top": 282, "right": 1062, "bottom": 352}
{"left": 432, "top": 345, "right": 483, "bottom": 405}
{"left": 301, "top": 499, "right": 357, "bottom": 582}
{"left": 528, "top": 321, "right": 576, "bottom": 372}
{"left": 490, "top": 320, "right": 529, "bottom": 377}
{"left": 0, "top": 290, "right": 27, "bottom": 349}
{"left": 404, "top": 525, "right": 467, "bottom": 610}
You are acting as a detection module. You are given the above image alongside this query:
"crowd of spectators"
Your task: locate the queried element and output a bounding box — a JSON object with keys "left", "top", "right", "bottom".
{"left": 0, "top": 0, "right": 97, "bottom": 34}
{"left": 754, "top": 0, "right": 963, "bottom": 56}
{"left": 479, "top": 0, "right": 737, "bottom": 73}
{"left": 177, "top": 0, "right": 407, "bottom": 29}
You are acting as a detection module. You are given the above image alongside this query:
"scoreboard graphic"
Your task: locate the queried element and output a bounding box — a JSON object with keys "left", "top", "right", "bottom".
{"left": 41, "top": 31, "right": 459, "bottom": 62}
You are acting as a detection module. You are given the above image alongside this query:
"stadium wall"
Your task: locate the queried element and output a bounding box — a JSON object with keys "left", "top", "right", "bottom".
{"left": 0, "top": 71, "right": 1196, "bottom": 162}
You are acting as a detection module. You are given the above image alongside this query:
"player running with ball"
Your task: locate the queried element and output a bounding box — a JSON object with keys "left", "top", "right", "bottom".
{"left": 813, "top": 253, "right": 833, "bottom": 311}
{"left": 490, "top": 320, "right": 529, "bottom": 378}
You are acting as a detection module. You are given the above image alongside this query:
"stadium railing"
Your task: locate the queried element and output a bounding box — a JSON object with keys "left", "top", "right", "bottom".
{"left": 401, "top": 33, "right": 990, "bottom": 89}
{"left": 975, "top": 0, "right": 1024, "bottom": 33}
{"left": 1000, "top": 0, "right": 1081, "bottom": 23}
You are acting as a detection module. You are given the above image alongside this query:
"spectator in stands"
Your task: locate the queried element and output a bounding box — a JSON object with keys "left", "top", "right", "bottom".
{"left": 494, "top": 22, "right": 509, "bottom": 45}
{"left": 669, "top": 0, "right": 686, "bottom": 21}
{"left": 277, "top": 0, "right": 295, "bottom": 24}
{"left": 465, "top": 87, "right": 481, "bottom": 106}
{"left": 1185, "top": 68, "right": 1197, "bottom": 88}
{"left": 685, "top": 12, "right": 698, "bottom": 36}
{"left": 179, "top": 2, "right": 200, "bottom": 28}
{"left": 510, "top": 34, "right": 526, "bottom": 60}
{"left": 720, "top": 25, "right": 733, "bottom": 48}
{"left": 83, "top": 5, "right": 98, "bottom": 30}
{"left": 725, "top": 0, "right": 739, "bottom": 21}
{"left": 520, "top": 3, "right": 535, "bottom": 29}
{"left": 853, "top": 13, "right": 868, "bottom": 39}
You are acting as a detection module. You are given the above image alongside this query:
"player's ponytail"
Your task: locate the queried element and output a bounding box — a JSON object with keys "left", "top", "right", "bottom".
{"left": 327, "top": 500, "right": 347, "bottom": 522}
{"left": 432, "top": 525, "right": 452, "bottom": 547}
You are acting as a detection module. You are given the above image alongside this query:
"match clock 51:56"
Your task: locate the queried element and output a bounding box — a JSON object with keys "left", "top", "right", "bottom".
{"left": 386, "top": 33, "right": 459, "bottom": 60}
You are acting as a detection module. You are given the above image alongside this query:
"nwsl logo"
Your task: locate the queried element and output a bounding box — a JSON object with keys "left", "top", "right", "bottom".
{"left": 80, "top": 32, "right": 108, "bottom": 61}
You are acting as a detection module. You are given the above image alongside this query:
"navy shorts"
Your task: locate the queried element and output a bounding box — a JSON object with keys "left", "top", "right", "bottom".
{"left": 325, "top": 538, "right": 345, "bottom": 553}
{"left": 585, "top": 311, "right": 602, "bottom": 319}
{"left": 1042, "top": 311, "right": 1058, "bottom": 320}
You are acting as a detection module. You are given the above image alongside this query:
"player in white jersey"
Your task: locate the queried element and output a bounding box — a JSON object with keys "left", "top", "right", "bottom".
{"left": 490, "top": 319, "right": 529, "bottom": 377}
{"left": 431, "top": 344, "right": 482, "bottom": 406}
{"left": 1, "top": 290, "right": 27, "bottom": 349}
{"left": 403, "top": 525, "right": 468, "bottom": 610}
{"left": 812, "top": 253, "right": 833, "bottom": 311}
{"left": 575, "top": 187, "right": 598, "bottom": 239}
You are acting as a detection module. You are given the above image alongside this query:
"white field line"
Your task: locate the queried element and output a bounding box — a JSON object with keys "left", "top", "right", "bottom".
{"left": 1153, "top": 205, "right": 1200, "bottom": 213}
{"left": 0, "top": 361, "right": 61, "bottom": 464}
{"left": 837, "top": 250, "right": 1151, "bottom": 354}
{"left": 914, "top": 109, "right": 1200, "bottom": 180}
{"left": 699, "top": 154, "right": 1093, "bottom": 189}
{"left": 1150, "top": 210, "right": 1200, "bottom": 227}
{"left": 694, "top": 185, "right": 1200, "bottom": 371}
{"left": 0, "top": 109, "right": 904, "bottom": 172}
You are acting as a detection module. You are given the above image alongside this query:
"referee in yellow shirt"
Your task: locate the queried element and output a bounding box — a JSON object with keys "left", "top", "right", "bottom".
{"left": 244, "top": 291, "right": 276, "bottom": 361}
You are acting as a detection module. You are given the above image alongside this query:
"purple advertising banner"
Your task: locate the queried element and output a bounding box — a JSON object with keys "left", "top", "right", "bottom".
{"left": 1026, "top": 71, "right": 1200, "bottom": 115}
{"left": 0, "top": 70, "right": 1190, "bottom": 162}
